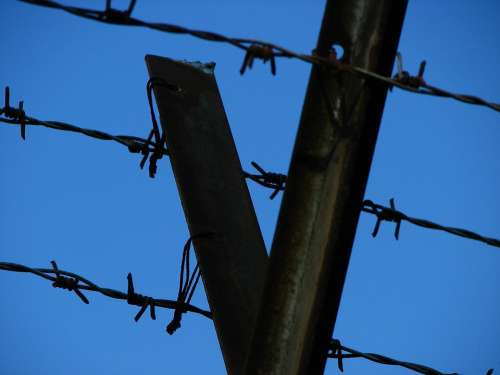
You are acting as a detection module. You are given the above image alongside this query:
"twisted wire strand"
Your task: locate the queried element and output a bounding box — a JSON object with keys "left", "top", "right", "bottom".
{"left": 0, "top": 86, "right": 169, "bottom": 175}
{"left": 18, "top": 0, "right": 500, "bottom": 112}
{"left": 0, "top": 115, "right": 165, "bottom": 154}
{"left": 328, "top": 339, "right": 464, "bottom": 375}
{"left": 0, "top": 261, "right": 212, "bottom": 320}
{"left": 362, "top": 199, "right": 500, "bottom": 249}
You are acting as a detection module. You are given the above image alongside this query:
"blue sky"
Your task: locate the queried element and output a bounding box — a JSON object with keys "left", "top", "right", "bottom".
{"left": 1, "top": 1, "right": 499, "bottom": 374}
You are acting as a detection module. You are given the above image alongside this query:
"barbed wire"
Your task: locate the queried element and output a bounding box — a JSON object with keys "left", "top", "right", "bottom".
{"left": 328, "top": 339, "right": 494, "bottom": 375}
{"left": 246, "top": 162, "right": 500, "bottom": 246}
{"left": 2, "top": 86, "right": 496, "bottom": 250}
{"left": 363, "top": 198, "right": 500, "bottom": 249}
{"left": 0, "top": 260, "right": 212, "bottom": 324}
{"left": 0, "top": 86, "right": 168, "bottom": 176}
{"left": 18, "top": 0, "right": 500, "bottom": 113}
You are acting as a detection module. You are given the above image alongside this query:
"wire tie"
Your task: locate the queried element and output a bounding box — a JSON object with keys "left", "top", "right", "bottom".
{"left": 50, "top": 261, "right": 89, "bottom": 304}
{"left": 127, "top": 273, "right": 156, "bottom": 322}
{"left": 166, "top": 232, "right": 215, "bottom": 335}
{"left": 240, "top": 44, "right": 277, "bottom": 76}
{"left": 330, "top": 339, "right": 344, "bottom": 372}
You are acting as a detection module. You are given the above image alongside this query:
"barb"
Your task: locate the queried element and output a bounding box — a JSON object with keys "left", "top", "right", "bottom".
{"left": 240, "top": 44, "right": 277, "bottom": 76}
{"left": 362, "top": 199, "right": 500, "bottom": 249}
{"left": 0, "top": 261, "right": 212, "bottom": 322}
{"left": 328, "top": 339, "right": 469, "bottom": 375}
{"left": 0, "top": 86, "right": 169, "bottom": 174}
{"left": 167, "top": 233, "right": 215, "bottom": 335}
{"left": 244, "top": 161, "right": 287, "bottom": 199}
{"left": 127, "top": 272, "right": 156, "bottom": 322}
{"left": 50, "top": 261, "right": 89, "bottom": 304}
{"left": 18, "top": 0, "right": 500, "bottom": 112}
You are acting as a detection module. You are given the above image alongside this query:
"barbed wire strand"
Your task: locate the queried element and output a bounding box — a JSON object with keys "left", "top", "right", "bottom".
{"left": 328, "top": 339, "right": 494, "bottom": 375}
{"left": 0, "top": 261, "right": 212, "bottom": 322}
{"left": 0, "top": 87, "right": 168, "bottom": 167}
{"left": 0, "top": 86, "right": 288, "bottom": 192}
{"left": 363, "top": 198, "right": 500, "bottom": 249}
{"left": 18, "top": 0, "right": 500, "bottom": 113}
{"left": 2, "top": 87, "right": 497, "bottom": 250}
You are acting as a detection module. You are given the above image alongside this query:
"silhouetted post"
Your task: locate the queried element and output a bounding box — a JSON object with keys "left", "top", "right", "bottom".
{"left": 145, "top": 55, "right": 268, "bottom": 375}
{"left": 244, "top": 1, "right": 408, "bottom": 374}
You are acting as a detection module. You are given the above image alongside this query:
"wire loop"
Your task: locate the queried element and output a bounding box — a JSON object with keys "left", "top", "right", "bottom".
{"left": 167, "top": 233, "right": 215, "bottom": 335}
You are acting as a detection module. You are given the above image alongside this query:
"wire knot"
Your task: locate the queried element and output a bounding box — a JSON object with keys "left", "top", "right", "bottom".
{"left": 244, "top": 161, "right": 286, "bottom": 199}
{"left": 240, "top": 44, "right": 277, "bottom": 76}
{"left": 50, "top": 261, "right": 89, "bottom": 304}
{"left": 363, "top": 198, "right": 403, "bottom": 239}
{"left": 1, "top": 87, "right": 27, "bottom": 140}
{"left": 126, "top": 273, "right": 156, "bottom": 322}
{"left": 392, "top": 52, "right": 426, "bottom": 89}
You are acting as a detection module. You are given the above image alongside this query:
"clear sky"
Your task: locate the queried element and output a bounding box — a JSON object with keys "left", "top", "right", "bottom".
{"left": 1, "top": 1, "right": 499, "bottom": 374}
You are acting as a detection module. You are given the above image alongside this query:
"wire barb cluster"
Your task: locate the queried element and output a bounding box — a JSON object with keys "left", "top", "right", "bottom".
{"left": 18, "top": 0, "right": 500, "bottom": 112}
{"left": 0, "top": 86, "right": 169, "bottom": 175}
{"left": 244, "top": 161, "right": 287, "bottom": 199}
{"left": 327, "top": 339, "right": 486, "bottom": 375}
{"left": 0, "top": 260, "right": 212, "bottom": 323}
{"left": 362, "top": 199, "right": 500, "bottom": 249}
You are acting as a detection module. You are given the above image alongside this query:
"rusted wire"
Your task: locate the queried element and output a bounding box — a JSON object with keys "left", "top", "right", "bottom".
{"left": 18, "top": 0, "right": 500, "bottom": 112}
{"left": 327, "top": 339, "right": 486, "bottom": 375}
{"left": 243, "top": 161, "right": 286, "bottom": 199}
{"left": 362, "top": 199, "right": 500, "bottom": 249}
{"left": 0, "top": 261, "right": 212, "bottom": 322}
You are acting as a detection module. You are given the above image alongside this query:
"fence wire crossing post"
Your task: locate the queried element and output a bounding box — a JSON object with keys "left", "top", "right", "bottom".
{"left": 243, "top": 1, "right": 408, "bottom": 375}
{"left": 145, "top": 55, "right": 268, "bottom": 375}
